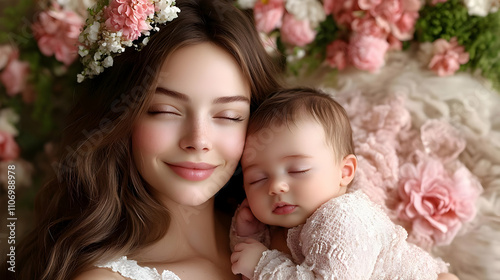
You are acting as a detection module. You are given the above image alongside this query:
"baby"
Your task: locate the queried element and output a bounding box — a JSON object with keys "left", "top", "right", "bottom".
{"left": 230, "top": 87, "right": 456, "bottom": 280}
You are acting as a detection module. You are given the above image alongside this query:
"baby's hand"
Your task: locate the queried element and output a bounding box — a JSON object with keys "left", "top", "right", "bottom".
{"left": 235, "top": 199, "right": 266, "bottom": 237}
{"left": 230, "top": 238, "right": 268, "bottom": 279}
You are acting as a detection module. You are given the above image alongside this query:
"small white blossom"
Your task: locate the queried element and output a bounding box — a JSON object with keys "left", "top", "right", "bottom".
{"left": 237, "top": 0, "right": 257, "bottom": 9}
{"left": 464, "top": 0, "right": 499, "bottom": 16}
{"left": 88, "top": 21, "right": 101, "bottom": 42}
{"left": 0, "top": 108, "right": 20, "bottom": 136}
{"left": 102, "top": 56, "right": 114, "bottom": 68}
{"left": 77, "top": 73, "right": 85, "bottom": 83}
{"left": 286, "top": 0, "right": 326, "bottom": 27}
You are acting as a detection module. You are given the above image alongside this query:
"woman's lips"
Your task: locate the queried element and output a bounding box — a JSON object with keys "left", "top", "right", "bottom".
{"left": 167, "top": 162, "right": 216, "bottom": 181}
{"left": 272, "top": 202, "right": 297, "bottom": 215}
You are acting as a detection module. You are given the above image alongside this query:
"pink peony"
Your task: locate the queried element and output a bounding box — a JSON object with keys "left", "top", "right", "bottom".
{"left": 105, "top": 0, "right": 156, "bottom": 41}
{"left": 324, "top": 0, "right": 358, "bottom": 26}
{"left": 429, "top": 37, "right": 469, "bottom": 76}
{"left": 254, "top": 0, "right": 285, "bottom": 33}
{"left": 31, "top": 3, "right": 84, "bottom": 66}
{"left": 420, "top": 119, "right": 466, "bottom": 164}
{"left": 396, "top": 159, "right": 482, "bottom": 247}
{"left": 348, "top": 34, "right": 389, "bottom": 72}
{"left": 326, "top": 40, "right": 349, "bottom": 70}
{"left": 0, "top": 50, "right": 30, "bottom": 97}
{"left": 0, "top": 131, "right": 20, "bottom": 161}
{"left": 280, "top": 13, "right": 316, "bottom": 47}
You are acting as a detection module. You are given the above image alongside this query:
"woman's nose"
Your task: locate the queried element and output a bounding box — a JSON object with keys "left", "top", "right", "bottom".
{"left": 179, "top": 118, "right": 212, "bottom": 152}
{"left": 268, "top": 179, "right": 289, "bottom": 195}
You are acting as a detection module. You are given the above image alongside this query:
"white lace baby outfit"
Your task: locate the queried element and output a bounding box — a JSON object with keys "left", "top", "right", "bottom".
{"left": 230, "top": 190, "right": 449, "bottom": 280}
{"left": 97, "top": 256, "right": 181, "bottom": 280}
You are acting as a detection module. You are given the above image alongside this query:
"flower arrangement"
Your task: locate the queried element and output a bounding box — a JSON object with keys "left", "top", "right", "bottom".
{"left": 77, "top": 0, "right": 179, "bottom": 81}
{"left": 338, "top": 91, "right": 483, "bottom": 252}
{"left": 237, "top": 0, "right": 500, "bottom": 90}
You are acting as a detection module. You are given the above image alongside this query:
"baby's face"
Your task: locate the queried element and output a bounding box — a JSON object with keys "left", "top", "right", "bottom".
{"left": 241, "top": 117, "right": 347, "bottom": 228}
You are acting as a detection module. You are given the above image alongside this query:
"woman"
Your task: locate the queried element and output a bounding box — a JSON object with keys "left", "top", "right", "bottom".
{"left": 12, "top": 0, "right": 282, "bottom": 279}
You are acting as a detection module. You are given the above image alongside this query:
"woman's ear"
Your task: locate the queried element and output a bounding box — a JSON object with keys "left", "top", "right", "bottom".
{"left": 340, "top": 154, "right": 357, "bottom": 187}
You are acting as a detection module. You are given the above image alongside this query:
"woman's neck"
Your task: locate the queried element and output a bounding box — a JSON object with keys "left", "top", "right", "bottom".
{"left": 129, "top": 198, "right": 230, "bottom": 263}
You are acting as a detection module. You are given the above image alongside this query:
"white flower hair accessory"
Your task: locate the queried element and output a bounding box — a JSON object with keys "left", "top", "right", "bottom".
{"left": 77, "top": 0, "right": 180, "bottom": 82}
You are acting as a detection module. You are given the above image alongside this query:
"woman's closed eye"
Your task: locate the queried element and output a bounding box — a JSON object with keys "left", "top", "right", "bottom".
{"left": 148, "top": 105, "right": 181, "bottom": 116}
{"left": 214, "top": 111, "right": 246, "bottom": 122}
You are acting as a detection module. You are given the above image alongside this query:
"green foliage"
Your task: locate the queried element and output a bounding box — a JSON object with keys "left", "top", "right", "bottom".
{"left": 415, "top": 0, "right": 500, "bottom": 90}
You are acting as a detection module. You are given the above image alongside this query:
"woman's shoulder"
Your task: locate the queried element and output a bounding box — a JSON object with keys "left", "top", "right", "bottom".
{"left": 73, "top": 267, "right": 125, "bottom": 280}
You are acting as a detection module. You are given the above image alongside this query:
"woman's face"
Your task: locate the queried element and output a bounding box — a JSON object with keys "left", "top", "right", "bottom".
{"left": 132, "top": 42, "right": 251, "bottom": 207}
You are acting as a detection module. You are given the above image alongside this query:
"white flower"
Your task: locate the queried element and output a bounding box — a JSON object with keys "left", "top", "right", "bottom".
{"left": 88, "top": 21, "right": 101, "bottom": 42}
{"left": 102, "top": 56, "right": 113, "bottom": 68}
{"left": 155, "top": 0, "right": 181, "bottom": 23}
{"left": 285, "top": 0, "right": 326, "bottom": 27}
{"left": 237, "top": 0, "right": 258, "bottom": 9}
{"left": 464, "top": 0, "right": 499, "bottom": 16}
{"left": 0, "top": 108, "right": 20, "bottom": 136}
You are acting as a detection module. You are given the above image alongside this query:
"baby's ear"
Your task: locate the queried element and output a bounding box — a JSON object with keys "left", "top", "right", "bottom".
{"left": 340, "top": 154, "right": 357, "bottom": 187}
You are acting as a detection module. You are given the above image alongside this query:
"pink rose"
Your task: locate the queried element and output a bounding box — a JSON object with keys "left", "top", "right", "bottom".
{"left": 396, "top": 159, "right": 482, "bottom": 247}
{"left": 387, "top": 34, "right": 402, "bottom": 50}
{"left": 0, "top": 50, "right": 30, "bottom": 97}
{"left": 280, "top": 13, "right": 316, "bottom": 47}
{"left": 390, "top": 11, "right": 419, "bottom": 41}
{"left": 420, "top": 119, "right": 466, "bottom": 164}
{"left": 358, "top": 0, "right": 382, "bottom": 11}
{"left": 429, "top": 37, "right": 469, "bottom": 76}
{"left": 402, "top": 0, "right": 422, "bottom": 12}
{"left": 32, "top": 3, "right": 83, "bottom": 66}
{"left": 0, "top": 131, "right": 20, "bottom": 161}
{"left": 105, "top": 0, "right": 156, "bottom": 41}
{"left": 348, "top": 34, "right": 389, "bottom": 72}
{"left": 351, "top": 16, "right": 390, "bottom": 38}
{"left": 326, "top": 40, "right": 349, "bottom": 70}
{"left": 371, "top": 0, "right": 403, "bottom": 23}
{"left": 254, "top": 0, "right": 285, "bottom": 33}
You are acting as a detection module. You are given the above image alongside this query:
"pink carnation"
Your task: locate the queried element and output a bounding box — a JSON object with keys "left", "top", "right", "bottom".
{"left": 0, "top": 50, "right": 30, "bottom": 97}
{"left": 429, "top": 37, "right": 469, "bottom": 76}
{"left": 326, "top": 40, "right": 349, "bottom": 70}
{"left": 396, "top": 159, "right": 482, "bottom": 247}
{"left": 105, "top": 0, "right": 156, "bottom": 41}
{"left": 31, "top": 3, "right": 83, "bottom": 66}
{"left": 280, "top": 13, "right": 316, "bottom": 47}
{"left": 0, "top": 131, "right": 20, "bottom": 161}
{"left": 348, "top": 34, "right": 389, "bottom": 72}
{"left": 254, "top": 0, "right": 285, "bottom": 33}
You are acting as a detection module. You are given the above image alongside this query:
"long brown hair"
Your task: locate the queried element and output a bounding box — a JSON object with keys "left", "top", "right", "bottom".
{"left": 12, "top": 1, "right": 282, "bottom": 279}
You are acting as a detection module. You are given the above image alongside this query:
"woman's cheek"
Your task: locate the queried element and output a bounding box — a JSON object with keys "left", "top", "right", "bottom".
{"left": 132, "top": 121, "right": 177, "bottom": 155}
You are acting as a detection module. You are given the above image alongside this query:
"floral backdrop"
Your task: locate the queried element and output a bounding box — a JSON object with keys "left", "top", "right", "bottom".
{"left": 0, "top": 0, "right": 499, "bottom": 279}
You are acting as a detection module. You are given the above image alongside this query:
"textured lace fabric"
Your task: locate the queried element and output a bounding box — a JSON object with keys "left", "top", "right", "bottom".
{"left": 97, "top": 256, "right": 181, "bottom": 280}
{"left": 231, "top": 190, "right": 449, "bottom": 280}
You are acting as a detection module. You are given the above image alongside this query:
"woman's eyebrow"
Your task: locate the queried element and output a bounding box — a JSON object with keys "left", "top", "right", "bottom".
{"left": 213, "top": 95, "right": 250, "bottom": 104}
{"left": 155, "top": 87, "right": 189, "bottom": 101}
{"left": 156, "top": 87, "right": 250, "bottom": 104}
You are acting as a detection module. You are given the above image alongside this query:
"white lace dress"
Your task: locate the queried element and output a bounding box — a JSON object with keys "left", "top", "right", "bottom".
{"left": 97, "top": 256, "right": 181, "bottom": 280}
